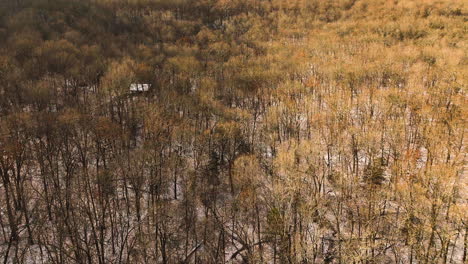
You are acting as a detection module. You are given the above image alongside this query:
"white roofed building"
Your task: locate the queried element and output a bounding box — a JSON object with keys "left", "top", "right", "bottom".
{"left": 130, "top": 83, "right": 150, "bottom": 92}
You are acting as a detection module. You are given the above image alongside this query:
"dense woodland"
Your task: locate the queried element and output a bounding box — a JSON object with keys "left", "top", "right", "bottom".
{"left": 0, "top": 0, "right": 467, "bottom": 263}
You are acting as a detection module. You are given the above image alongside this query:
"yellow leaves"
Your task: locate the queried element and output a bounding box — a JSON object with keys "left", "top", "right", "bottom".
{"left": 396, "top": 162, "right": 462, "bottom": 227}
{"left": 213, "top": 0, "right": 245, "bottom": 11}
{"left": 403, "top": 148, "right": 421, "bottom": 163}
{"left": 167, "top": 55, "right": 201, "bottom": 76}
{"left": 233, "top": 155, "right": 262, "bottom": 181}
{"left": 0, "top": 112, "right": 33, "bottom": 159}
{"left": 233, "top": 154, "right": 263, "bottom": 203}
{"left": 143, "top": 105, "right": 164, "bottom": 134}
{"left": 197, "top": 77, "right": 216, "bottom": 100}
{"left": 275, "top": 80, "right": 307, "bottom": 100}
{"left": 91, "top": 116, "right": 121, "bottom": 140}
{"left": 397, "top": 179, "right": 429, "bottom": 205}
{"left": 309, "top": 112, "right": 325, "bottom": 130}
{"left": 8, "top": 29, "right": 42, "bottom": 58}
{"left": 273, "top": 139, "right": 322, "bottom": 182}
{"left": 304, "top": 76, "right": 321, "bottom": 89}
{"left": 133, "top": 62, "right": 153, "bottom": 81}
{"left": 450, "top": 203, "right": 468, "bottom": 222}
{"left": 35, "top": 39, "right": 81, "bottom": 73}
{"left": 196, "top": 27, "right": 217, "bottom": 44}
{"left": 214, "top": 120, "right": 241, "bottom": 139}
{"left": 57, "top": 108, "right": 82, "bottom": 127}
{"left": 207, "top": 41, "right": 231, "bottom": 61}
{"left": 273, "top": 141, "right": 297, "bottom": 177}
{"left": 2, "top": 112, "right": 34, "bottom": 133}
{"left": 101, "top": 58, "right": 136, "bottom": 97}
{"left": 27, "top": 79, "right": 54, "bottom": 106}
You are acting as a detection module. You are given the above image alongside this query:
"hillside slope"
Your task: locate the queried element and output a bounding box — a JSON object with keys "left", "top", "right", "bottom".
{"left": 0, "top": 0, "right": 466, "bottom": 263}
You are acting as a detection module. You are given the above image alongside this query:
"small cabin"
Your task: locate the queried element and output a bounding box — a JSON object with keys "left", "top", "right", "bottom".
{"left": 130, "top": 83, "right": 150, "bottom": 92}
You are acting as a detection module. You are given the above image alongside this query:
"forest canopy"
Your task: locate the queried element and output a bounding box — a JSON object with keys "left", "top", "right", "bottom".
{"left": 0, "top": 0, "right": 467, "bottom": 263}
